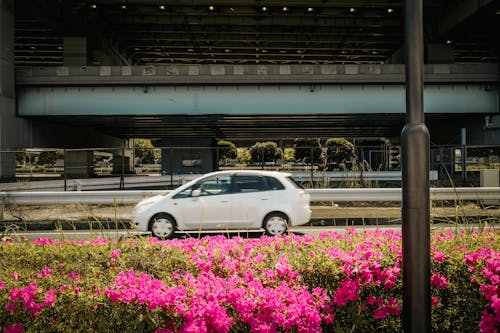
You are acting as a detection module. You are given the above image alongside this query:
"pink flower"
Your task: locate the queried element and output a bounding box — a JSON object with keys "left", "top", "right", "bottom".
{"left": 433, "top": 251, "right": 448, "bottom": 262}
{"left": 39, "top": 267, "right": 52, "bottom": 278}
{"left": 3, "top": 323, "right": 24, "bottom": 333}
{"left": 43, "top": 289, "right": 57, "bottom": 307}
{"left": 11, "top": 272, "right": 20, "bottom": 280}
{"left": 0, "top": 281, "right": 5, "bottom": 289}
{"left": 431, "top": 296, "right": 440, "bottom": 307}
{"left": 431, "top": 273, "right": 449, "bottom": 289}
{"left": 110, "top": 249, "right": 121, "bottom": 259}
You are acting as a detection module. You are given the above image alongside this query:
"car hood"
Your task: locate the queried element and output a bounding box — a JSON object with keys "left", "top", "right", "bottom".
{"left": 136, "top": 194, "right": 164, "bottom": 207}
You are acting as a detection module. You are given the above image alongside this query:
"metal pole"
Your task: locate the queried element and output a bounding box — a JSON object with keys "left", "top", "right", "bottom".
{"left": 461, "top": 128, "right": 467, "bottom": 185}
{"left": 119, "top": 148, "right": 125, "bottom": 190}
{"left": 170, "top": 147, "right": 174, "bottom": 188}
{"left": 63, "top": 149, "right": 67, "bottom": 191}
{"left": 402, "top": 0, "right": 431, "bottom": 332}
{"left": 310, "top": 146, "right": 314, "bottom": 186}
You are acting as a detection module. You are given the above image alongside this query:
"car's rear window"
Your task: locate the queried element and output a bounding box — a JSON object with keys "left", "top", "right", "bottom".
{"left": 265, "top": 176, "right": 285, "bottom": 190}
{"left": 285, "top": 176, "right": 304, "bottom": 189}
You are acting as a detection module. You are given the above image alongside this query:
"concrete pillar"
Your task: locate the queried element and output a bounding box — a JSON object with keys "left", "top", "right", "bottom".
{"left": 0, "top": 0, "right": 22, "bottom": 181}
{"left": 63, "top": 37, "right": 87, "bottom": 66}
{"left": 112, "top": 148, "right": 133, "bottom": 174}
{"left": 426, "top": 43, "right": 454, "bottom": 64}
{"left": 480, "top": 169, "right": 500, "bottom": 205}
{"left": 65, "top": 150, "right": 94, "bottom": 178}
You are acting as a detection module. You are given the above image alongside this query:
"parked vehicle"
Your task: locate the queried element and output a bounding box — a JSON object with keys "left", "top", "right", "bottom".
{"left": 131, "top": 170, "right": 311, "bottom": 238}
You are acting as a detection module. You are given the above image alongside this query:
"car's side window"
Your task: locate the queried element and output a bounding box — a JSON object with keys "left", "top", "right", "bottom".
{"left": 265, "top": 176, "right": 285, "bottom": 190}
{"left": 234, "top": 175, "right": 268, "bottom": 192}
{"left": 194, "top": 175, "right": 232, "bottom": 196}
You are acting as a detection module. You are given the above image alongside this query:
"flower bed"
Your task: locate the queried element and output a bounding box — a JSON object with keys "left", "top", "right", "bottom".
{"left": 0, "top": 229, "right": 499, "bottom": 332}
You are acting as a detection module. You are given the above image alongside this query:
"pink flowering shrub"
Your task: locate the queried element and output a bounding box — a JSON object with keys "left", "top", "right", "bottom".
{"left": 0, "top": 229, "right": 498, "bottom": 332}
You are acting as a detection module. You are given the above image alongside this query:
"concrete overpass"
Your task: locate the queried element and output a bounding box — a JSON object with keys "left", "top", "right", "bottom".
{"left": 1, "top": 1, "right": 499, "bottom": 179}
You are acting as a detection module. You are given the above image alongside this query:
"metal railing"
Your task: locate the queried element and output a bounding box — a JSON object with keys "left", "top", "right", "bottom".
{"left": 1, "top": 187, "right": 498, "bottom": 206}
{"left": 0, "top": 171, "right": 439, "bottom": 192}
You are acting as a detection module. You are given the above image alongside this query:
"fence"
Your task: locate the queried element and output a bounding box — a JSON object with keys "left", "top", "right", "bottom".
{"left": 1, "top": 144, "right": 499, "bottom": 187}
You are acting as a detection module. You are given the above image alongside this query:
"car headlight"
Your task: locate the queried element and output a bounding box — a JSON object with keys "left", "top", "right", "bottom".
{"left": 133, "top": 201, "right": 156, "bottom": 214}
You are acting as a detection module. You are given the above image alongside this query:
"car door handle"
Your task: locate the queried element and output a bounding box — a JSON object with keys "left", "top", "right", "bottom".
{"left": 261, "top": 197, "right": 270, "bottom": 200}
{"left": 220, "top": 200, "right": 229, "bottom": 203}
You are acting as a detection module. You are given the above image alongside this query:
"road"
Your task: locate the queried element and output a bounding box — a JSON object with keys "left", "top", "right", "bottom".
{"left": 4, "top": 224, "right": 496, "bottom": 241}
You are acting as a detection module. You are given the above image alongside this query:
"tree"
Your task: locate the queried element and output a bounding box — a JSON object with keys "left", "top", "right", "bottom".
{"left": 217, "top": 140, "right": 237, "bottom": 166}
{"left": 248, "top": 141, "right": 283, "bottom": 164}
{"left": 237, "top": 149, "right": 251, "bottom": 164}
{"left": 293, "top": 138, "right": 322, "bottom": 164}
{"left": 325, "top": 138, "right": 356, "bottom": 170}
{"left": 134, "top": 139, "right": 160, "bottom": 164}
{"left": 283, "top": 148, "right": 295, "bottom": 162}
{"left": 37, "top": 150, "right": 64, "bottom": 165}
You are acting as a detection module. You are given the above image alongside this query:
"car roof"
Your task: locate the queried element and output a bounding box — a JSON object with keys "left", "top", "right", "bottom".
{"left": 206, "top": 170, "right": 291, "bottom": 178}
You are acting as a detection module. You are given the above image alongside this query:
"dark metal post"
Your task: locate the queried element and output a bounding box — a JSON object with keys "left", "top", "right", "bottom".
{"left": 461, "top": 128, "right": 467, "bottom": 185}
{"left": 119, "top": 148, "right": 125, "bottom": 190}
{"left": 310, "top": 146, "right": 314, "bottom": 186}
{"left": 402, "top": 0, "right": 431, "bottom": 332}
{"left": 170, "top": 147, "right": 174, "bottom": 188}
{"left": 63, "top": 149, "right": 67, "bottom": 191}
{"left": 216, "top": 146, "right": 220, "bottom": 171}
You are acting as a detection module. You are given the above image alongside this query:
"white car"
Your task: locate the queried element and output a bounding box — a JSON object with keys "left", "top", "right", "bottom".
{"left": 132, "top": 170, "right": 311, "bottom": 238}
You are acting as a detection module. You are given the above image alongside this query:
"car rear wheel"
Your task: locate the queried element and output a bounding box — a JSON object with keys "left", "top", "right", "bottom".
{"left": 263, "top": 212, "right": 288, "bottom": 236}
{"left": 149, "top": 213, "right": 176, "bottom": 239}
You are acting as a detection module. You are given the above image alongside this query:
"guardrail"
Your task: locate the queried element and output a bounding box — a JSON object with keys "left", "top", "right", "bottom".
{"left": 0, "top": 171, "right": 438, "bottom": 192}
{"left": 1, "top": 187, "right": 498, "bottom": 221}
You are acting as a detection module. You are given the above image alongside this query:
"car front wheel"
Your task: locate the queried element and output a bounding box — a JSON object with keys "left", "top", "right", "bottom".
{"left": 149, "top": 213, "right": 176, "bottom": 239}
{"left": 263, "top": 212, "right": 288, "bottom": 236}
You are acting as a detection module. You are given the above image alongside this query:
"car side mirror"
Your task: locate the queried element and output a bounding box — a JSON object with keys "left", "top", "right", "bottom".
{"left": 191, "top": 189, "right": 201, "bottom": 197}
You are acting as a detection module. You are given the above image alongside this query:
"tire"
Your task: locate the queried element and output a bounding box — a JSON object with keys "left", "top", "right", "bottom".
{"left": 148, "top": 213, "right": 176, "bottom": 239}
{"left": 263, "top": 212, "right": 288, "bottom": 236}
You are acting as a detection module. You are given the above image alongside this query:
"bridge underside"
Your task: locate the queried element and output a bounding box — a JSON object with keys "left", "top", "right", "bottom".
{"left": 29, "top": 113, "right": 487, "bottom": 145}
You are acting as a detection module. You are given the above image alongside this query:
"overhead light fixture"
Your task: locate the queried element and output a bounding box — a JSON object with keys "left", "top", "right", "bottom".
{"left": 90, "top": 4, "right": 97, "bottom": 9}
{"left": 158, "top": 5, "right": 166, "bottom": 11}
{"left": 208, "top": 5, "right": 215, "bottom": 11}
{"left": 29, "top": 46, "right": 36, "bottom": 50}
{"left": 121, "top": 4, "right": 127, "bottom": 10}
{"left": 307, "top": 7, "right": 314, "bottom": 12}
{"left": 446, "top": 39, "right": 453, "bottom": 44}
{"left": 57, "top": 46, "right": 63, "bottom": 50}
{"left": 261, "top": 6, "right": 268, "bottom": 12}
{"left": 372, "top": 51, "right": 378, "bottom": 54}
{"left": 261, "top": 49, "right": 268, "bottom": 53}
{"left": 225, "top": 49, "right": 231, "bottom": 53}
{"left": 349, "top": 7, "right": 356, "bottom": 13}
{"left": 282, "top": 6, "right": 288, "bottom": 12}
{"left": 387, "top": 8, "right": 394, "bottom": 14}
{"left": 187, "top": 48, "right": 194, "bottom": 52}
